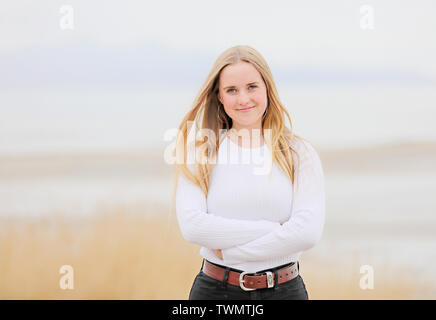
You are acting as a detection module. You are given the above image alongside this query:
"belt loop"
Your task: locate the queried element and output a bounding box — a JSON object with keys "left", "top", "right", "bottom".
{"left": 273, "top": 268, "right": 279, "bottom": 290}
{"left": 221, "top": 267, "right": 230, "bottom": 289}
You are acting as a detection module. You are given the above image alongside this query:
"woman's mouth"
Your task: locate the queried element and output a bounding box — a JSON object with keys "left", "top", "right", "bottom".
{"left": 237, "top": 106, "right": 255, "bottom": 112}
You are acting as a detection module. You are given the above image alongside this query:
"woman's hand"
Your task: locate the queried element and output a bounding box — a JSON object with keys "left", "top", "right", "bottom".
{"left": 212, "top": 249, "right": 223, "bottom": 259}
{"left": 212, "top": 222, "right": 285, "bottom": 260}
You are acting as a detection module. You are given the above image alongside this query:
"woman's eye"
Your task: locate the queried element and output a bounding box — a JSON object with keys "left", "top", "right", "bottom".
{"left": 226, "top": 85, "right": 256, "bottom": 93}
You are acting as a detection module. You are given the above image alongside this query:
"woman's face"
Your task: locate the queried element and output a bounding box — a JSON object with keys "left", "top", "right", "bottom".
{"left": 218, "top": 60, "right": 268, "bottom": 132}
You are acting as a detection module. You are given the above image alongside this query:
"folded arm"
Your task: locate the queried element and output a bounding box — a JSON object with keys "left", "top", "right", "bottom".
{"left": 221, "top": 140, "right": 326, "bottom": 264}
{"left": 176, "top": 172, "right": 280, "bottom": 249}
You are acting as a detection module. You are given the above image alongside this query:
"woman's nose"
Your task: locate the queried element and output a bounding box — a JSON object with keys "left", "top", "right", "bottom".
{"left": 237, "top": 91, "right": 251, "bottom": 106}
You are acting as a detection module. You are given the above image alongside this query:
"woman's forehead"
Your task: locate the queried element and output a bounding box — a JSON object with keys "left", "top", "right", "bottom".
{"left": 219, "top": 61, "right": 263, "bottom": 87}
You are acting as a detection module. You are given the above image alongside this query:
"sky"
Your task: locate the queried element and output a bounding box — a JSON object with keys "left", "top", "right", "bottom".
{"left": 1, "top": 0, "right": 436, "bottom": 89}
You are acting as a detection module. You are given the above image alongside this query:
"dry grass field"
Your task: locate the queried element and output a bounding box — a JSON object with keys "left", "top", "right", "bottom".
{"left": 0, "top": 203, "right": 432, "bottom": 300}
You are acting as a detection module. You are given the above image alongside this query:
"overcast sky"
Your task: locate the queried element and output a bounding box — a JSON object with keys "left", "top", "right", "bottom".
{"left": 1, "top": 0, "right": 436, "bottom": 88}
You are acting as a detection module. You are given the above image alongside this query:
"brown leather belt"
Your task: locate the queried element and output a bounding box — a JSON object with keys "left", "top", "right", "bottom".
{"left": 202, "top": 260, "right": 299, "bottom": 291}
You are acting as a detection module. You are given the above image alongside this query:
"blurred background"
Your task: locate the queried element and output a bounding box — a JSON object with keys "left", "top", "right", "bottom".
{"left": 0, "top": 0, "right": 435, "bottom": 299}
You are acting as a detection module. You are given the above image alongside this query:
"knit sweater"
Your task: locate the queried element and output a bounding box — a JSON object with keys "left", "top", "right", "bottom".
{"left": 175, "top": 133, "right": 325, "bottom": 273}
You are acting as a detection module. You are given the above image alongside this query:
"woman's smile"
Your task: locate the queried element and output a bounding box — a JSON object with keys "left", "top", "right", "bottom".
{"left": 237, "top": 106, "right": 255, "bottom": 112}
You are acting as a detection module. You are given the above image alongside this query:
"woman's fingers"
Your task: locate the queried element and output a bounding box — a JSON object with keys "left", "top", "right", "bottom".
{"left": 213, "top": 249, "right": 223, "bottom": 259}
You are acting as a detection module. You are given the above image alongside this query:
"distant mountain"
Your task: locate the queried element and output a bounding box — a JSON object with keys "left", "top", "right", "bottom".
{"left": 0, "top": 43, "right": 434, "bottom": 89}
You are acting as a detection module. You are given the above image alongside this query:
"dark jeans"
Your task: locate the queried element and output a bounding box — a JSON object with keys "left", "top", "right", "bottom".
{"left": 189, "top": 260, "right": 309, "bottom": 300}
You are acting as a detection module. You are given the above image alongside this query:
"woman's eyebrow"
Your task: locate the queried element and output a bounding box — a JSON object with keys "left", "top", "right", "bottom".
{"left": 223, "top": 82, "right": 259, "bottom": 90}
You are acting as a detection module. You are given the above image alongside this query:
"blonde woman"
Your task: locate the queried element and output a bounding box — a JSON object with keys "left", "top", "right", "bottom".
{"left": 172, "top": 45, "right": 325, "bottom": 300}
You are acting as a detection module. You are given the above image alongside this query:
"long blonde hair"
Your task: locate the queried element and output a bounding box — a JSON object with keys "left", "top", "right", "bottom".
{"left": 171, "top": 45, "right": 302, "bottom": 202}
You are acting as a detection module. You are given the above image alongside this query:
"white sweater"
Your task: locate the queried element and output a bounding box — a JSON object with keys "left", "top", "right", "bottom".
{"left": 175, "top": 133, "right": 325, "bottom": 273}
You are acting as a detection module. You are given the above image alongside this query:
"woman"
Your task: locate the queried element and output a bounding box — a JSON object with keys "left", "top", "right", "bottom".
{"left": 172, "top": 45, "right": 325, "bottom": 300}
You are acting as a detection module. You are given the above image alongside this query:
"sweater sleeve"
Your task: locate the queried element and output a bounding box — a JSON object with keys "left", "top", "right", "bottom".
{"left": 221, "top": 139, "right": 326, "bottom": 263}
{"left": 176, "top": 168, "right": 280, "bottom": 249}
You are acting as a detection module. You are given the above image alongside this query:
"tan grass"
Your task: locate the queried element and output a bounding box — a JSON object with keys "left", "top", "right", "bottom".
{"left": 0, "top": 205, "right": 433, "bottom": 299}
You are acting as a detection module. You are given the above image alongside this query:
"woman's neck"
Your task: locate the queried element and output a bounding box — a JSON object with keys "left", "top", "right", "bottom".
{"left": 227, "top": 127, "right": 265, "bottom": 148}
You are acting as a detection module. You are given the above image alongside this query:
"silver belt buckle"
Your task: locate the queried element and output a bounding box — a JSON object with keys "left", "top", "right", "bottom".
{"left": 239, "top": 272, "right": 256, "bottom": 291}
